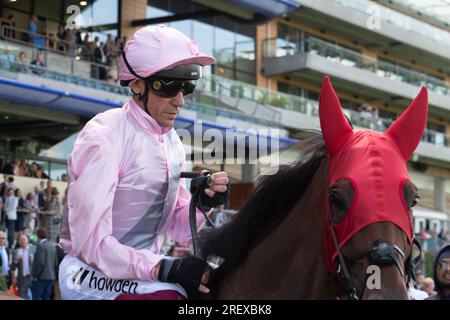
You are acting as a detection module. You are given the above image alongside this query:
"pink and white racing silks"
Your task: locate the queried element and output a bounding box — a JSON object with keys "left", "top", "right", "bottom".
{"left": 58, "top": 98, "right": 209, "bottom": 299}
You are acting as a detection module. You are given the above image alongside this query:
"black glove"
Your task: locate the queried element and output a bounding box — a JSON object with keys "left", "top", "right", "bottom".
{"left": 190, "top": 173, "right": 230, "bottom": 211}
{"left": 158, "top": 256, "right": 208, "bottom": 294}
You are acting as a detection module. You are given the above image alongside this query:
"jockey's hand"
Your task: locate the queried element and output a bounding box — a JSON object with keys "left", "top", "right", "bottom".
{"left": 157, "top": 256, "right": 210, "bottom": 295}
{"left": 202, "top": 170, "right": 229, "bottom": 199}
{"left": 194, "top": 170, "right": 229, "bottom": 211}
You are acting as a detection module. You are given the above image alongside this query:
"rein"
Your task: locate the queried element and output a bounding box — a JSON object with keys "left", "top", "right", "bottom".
{"left": 181, "top": 171, "right": 216, "bottom": 258}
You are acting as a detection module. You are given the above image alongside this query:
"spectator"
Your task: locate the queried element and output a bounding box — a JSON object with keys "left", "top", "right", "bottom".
{"left": 28, "top": 15, "right": 45, "bottom": 48}
{"left": 12, "top": 233, "right": 35, "bottom": 299}
{"left": 0, "top": 175, "right": 9, "bottom": 199}
{"left": 43, "top": 180, "right": 54, "bottom": 209}
{"left": 4, "top": 188, "right": 18, "bottom": 249}
{"left": 105, "top": 34, "right": 114, "bottom": 63}
{"left": 0, "top": 175, "right": 6, "bottom": 199}
{"left": 2, "top": 161, "right": 14, "bottom": 175}
{"left": 60, "top": 174, "right": 68, "bottom": 182}
{"left": 64, "top": 28, "right": 76, "bottom": 56}
{"left": 55, "top": 235, "right": 66, "bottom": 267}
{"left": 426, "top": 244, "right": 450, "bottom": 300}
{"left": 16, "top": 52, "right": 30, "bottom": 73}
{"left": 46, "top": 189, "right": 61, "bottom": 242}
{"left": 35, "top": 165, "right": 49, "bottom": 179}
{"left": 27, "top": 162, "right": 38, "bottom": 178}
{"left": 414, "top": 270, "right": 425, "bottom": 290}
{"left": 94, "top": 41, "right": 108, "bottom": 80}
{"left": 110, "top": 36, "right": 122, "bottom": 66}
{"left": 31, "top": 227, "right": 59, "bottom": 300}
{"left": 30, "top": 189, "right": 40, "bottom": 230}
{"left": 18, "top": 160, "right": 29, "bottom": 176}
{"left": 0, "top": 176, "right": 15, "bottom": 199}
{"left": 422, "top": 277, "right": 437, "bottom": 297}
{"left": 56, "top": 25, "right": 66, "bottom": 41}
{"left": 31, "top": 52, "right": 45, "bottom": 76}
{"left": 214, "top": 205, "right": 228, "bottom": 227}
{"left": 33, "top": 185, "right": 44, "bottom": 212}
{"left": 0, "top": 230, "right": 9, "bottom": 279}
{"left": 15, "top": 189, "right": 26, "bottom": 233}
{"left": 426, "top": 230, "right": 439, "bottom": 253}
{"left": 0, "top": 196, "right": 3, "bottom": 228}
{"left": 75, "top": 29, "right": 82, "bottom": 46}
{"left": 438, "top": 229, "right": 448, "bottom": 247}
{"left": 12, "top": 159, "right": 20, "bottom": 176}
{"left": 23, "top": 193, "right": 36, "bottom": 231}
{"left": 56, "top": 24, "right": 67, "bottom": 52}
{"left": 82, "top": 34, "right": 95, "bottom": 61}
{"left": 4, "top": 14, "right": 15, "bottom": 39}
{"left": 408, "top": 280, "right": 428, "bottom": 300}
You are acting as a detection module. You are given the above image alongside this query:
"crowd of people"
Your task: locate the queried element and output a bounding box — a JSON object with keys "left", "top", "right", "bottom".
{"left": 0, "top": 173, "right": 66, "bottom": 299}
{"left": 1, "top": 14, "right": 126, "bottom": 84}
{"left": 1, "top": 159, "right": 67, "bottom": 182}
{"left": 418, "top": 228, "right": 450, "bottom": 252}
{"left": 2, "top": 160, "right": 48, "bottom": 179}
{"left": 41, "top": 16, "right": 126, "bottom": 83}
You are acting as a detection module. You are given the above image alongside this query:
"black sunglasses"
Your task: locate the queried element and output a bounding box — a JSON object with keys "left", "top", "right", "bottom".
{"left": 148, "top": 78, "right": 196, "bottom": 98}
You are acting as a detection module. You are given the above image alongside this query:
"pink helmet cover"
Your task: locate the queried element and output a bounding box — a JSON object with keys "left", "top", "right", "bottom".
{"left": 118, "top": 25, "right": 215, "bottom": 82}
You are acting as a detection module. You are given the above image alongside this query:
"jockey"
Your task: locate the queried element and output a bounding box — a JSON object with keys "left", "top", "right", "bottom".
{"left": 58, "top": 25, "right": 229, "bottom": 300}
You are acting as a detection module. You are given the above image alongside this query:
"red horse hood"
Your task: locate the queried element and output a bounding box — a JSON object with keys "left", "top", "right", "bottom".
{"left": 319, "top": 76, "right": 428, "bottom": 274}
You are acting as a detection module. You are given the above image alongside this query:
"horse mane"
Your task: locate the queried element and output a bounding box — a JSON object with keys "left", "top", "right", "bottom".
{"left": 199, "top": 130, "right": 327, "bottom": 285}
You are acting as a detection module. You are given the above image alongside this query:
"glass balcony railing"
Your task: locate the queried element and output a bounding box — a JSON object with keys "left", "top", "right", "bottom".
{"left": 262, "top": 36, "right": 450, "bottom": 96}
{"left": 195, "top": 74, "right": 319, "bottom": 119}
{"left": 196, "top": 74, "right": 449, "bottom": 147}
{"left": 0, "top": 58, "right": 130, "bottom": 95}
{"left": 183, "top": 100, "right": 280, "bottom": 128}
{"left": 331, "top": 0, "right": 450, "bottom": 45}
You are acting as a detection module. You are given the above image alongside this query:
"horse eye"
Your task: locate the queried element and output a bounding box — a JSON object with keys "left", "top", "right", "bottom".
{"left": 411, "top": 195, "right": 420, "bottom": 208}
{"left": 328, "top": 179, "right": 354, "bottom": 224}
{"left": 330, "top": 194, "right": 345, "bottom": 208}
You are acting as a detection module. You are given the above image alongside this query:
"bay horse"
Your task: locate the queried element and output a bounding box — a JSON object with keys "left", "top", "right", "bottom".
{"left": 200, "top": 76, "right": 427, "bottom": 299}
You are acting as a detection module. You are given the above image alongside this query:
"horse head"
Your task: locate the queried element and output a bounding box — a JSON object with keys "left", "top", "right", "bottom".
{"left": 319, "top": 76, "right": 427, "bottom": 299}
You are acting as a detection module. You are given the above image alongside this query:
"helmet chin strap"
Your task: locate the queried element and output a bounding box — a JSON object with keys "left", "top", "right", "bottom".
{"left": 131, "top": 81, "right": 152, "bottom": 117}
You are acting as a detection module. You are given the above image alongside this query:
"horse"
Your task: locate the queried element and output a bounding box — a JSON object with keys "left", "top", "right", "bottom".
{"left": 200, "top": 76, "right": 427, "bottom": 300}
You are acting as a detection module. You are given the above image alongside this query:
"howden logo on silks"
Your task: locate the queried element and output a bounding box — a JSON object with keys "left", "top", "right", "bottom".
{"left": 88, "top": 271, "right": 138, "bottom": 294}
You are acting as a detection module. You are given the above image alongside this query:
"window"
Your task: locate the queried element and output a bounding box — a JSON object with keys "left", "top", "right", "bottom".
{"left": 72, "top": 0, "right": 118, "bottom": 28}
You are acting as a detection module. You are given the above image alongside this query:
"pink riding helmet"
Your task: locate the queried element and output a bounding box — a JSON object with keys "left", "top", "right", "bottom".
{"left": 118, "top": 24, "right": 215, "bottom": 85}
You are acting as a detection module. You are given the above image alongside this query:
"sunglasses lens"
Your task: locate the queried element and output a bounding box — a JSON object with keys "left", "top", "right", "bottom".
{"left": 182, "top": 81, "right": 196, "bottom": 96}
{"left": 151, "top": 79, "right": 196, "bottom": 98}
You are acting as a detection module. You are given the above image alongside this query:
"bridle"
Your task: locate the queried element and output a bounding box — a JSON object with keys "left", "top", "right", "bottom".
{"left": 324, "top": 160, "right": 422, "bottom": 300}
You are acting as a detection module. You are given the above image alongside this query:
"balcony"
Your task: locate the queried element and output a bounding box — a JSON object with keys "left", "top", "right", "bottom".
{"left": 262, "top": 35, "right": 450, "bottom": 115}
{"left": 331, "top": 0, "right": 450, "bottom": 45}
{"left": 295, "top": 0, "right": 450, "bottom": 63}
{"left": 194, "top": 74, "right": 450, "bottom": 149}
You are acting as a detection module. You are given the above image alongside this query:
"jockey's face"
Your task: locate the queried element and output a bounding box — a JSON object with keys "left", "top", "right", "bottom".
{"left": 132, "top": 79, "right": 185, "bottom": 128}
